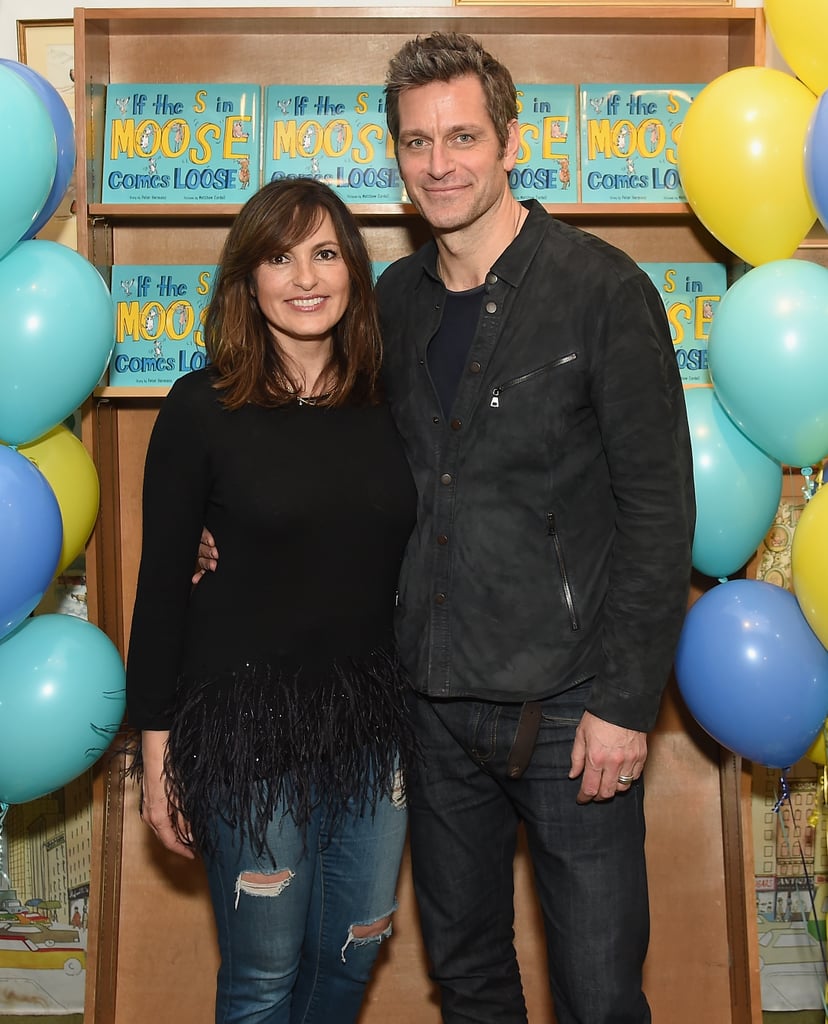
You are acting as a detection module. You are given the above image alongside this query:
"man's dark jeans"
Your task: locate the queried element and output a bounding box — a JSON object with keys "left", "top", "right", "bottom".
{"left": 407, "top": 685, "right": 652, "bottom": 1024}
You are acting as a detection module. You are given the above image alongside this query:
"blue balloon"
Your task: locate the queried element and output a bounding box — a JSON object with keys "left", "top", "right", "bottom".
{"left": 805, "top": 90, "right": 828, "bottom": 233}
{"left": 709, "top": 259, "right": 828, "bottom": 469}
{"left": 0, "top": 240, "right": 115, "bottom": 446}
{"left": 0, "top": 446, "right": 62, "bottom": 641}
{"left": 0, "top": 64, "right": 57, "bottom": 259}
{"left": 0, "top": 59, "right": 76, "bottom": 241}
{"left": 0, "top": 614, "right": 125, "bottom": 804}
{"left": 684, "top": 387, "right": 782, "bottom": 579}
{"left": 675, "top": 579, "right": 828, "bottom": 768}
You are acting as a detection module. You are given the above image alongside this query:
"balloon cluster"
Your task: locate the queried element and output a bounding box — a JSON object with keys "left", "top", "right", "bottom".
{"left": 0, "top": 60, "right": 124, "bottom": 805}
{"left": 673, "top": 1, "right": 828, "bottom": 770}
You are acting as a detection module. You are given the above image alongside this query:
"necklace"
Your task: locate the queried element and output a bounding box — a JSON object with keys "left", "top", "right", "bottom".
{"left": 296, "top": 392, "right": 330, "bottom": 406}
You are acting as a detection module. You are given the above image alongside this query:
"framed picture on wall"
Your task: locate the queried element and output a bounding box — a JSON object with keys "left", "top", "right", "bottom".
{"left": 16, "top": 18, "right": 76, "bottom": 250}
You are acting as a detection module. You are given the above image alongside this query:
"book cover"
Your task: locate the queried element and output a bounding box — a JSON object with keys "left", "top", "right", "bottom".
{"left": 511, "top": 84, "right": 578, "bottom": 204}
{"left": 639, "top": 262, "right": 727, "bottom": 388}
{"left": 109, "top": 265, "right": 216, "bottom": 387}
{"left": 580, "top": 84, "right": 702, "bottom": 203}
{"left": 263, "top": 85, "right": 404, "bottom": 203}
{"left": 102, "top": 84, "right": 260, "bottom": 203}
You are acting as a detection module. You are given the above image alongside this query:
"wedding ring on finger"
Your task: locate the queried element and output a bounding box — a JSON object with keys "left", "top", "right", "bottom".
{"left": 617, "top": 774, "right": 635, "bottom": 785}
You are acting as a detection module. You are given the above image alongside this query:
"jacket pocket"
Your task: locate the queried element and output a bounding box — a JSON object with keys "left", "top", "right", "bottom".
{"left": 490, "top": 353, "right": 577, "bottom": 408}
{"left": 547, "top": 511, "right": 580, "bottom": 631}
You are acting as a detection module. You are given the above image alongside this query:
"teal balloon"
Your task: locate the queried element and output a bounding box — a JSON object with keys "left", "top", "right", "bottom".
{"left": 0, "top": 446, "right": 62, "bottom": 641}
{"left": 0, "top": 240, "right": 115, "bottom": 445}
{"left": 0, "top": 614, "right": 125, "bottom": 804}
{"left": 0, "top": 64, "right": 57, "bottom": 259}
{"left": 684, "top": 387, "right": 782, "bottom": 579}
{"left": 709, "top": 259, "right": 828, "bottom": 469}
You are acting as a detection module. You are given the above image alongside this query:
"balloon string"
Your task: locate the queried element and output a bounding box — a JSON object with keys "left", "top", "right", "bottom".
{"left": 801, "top": 466, "right": 817, "bottom": 502}
{"left": 774, "top": 772, "right": 828, "bottom": 986}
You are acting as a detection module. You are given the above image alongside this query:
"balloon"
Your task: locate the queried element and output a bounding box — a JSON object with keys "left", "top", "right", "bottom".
{"left": 0, "top": 59, "right": 75, "bottom": 241}
{"left": 765, "top": 0, "right": 828, "bottom": 99}
{"left": 0, "top": 446, "right": 62, "bottom": 641}
{"left": 792, "top": 482, "right": 828, "bottom": 648}
{"left": 0, "top": 614, "right": 125, "bottom": 804}
{"left": 684, "top": 388, "right": 782, "bottom": 579}
{"left": 805, "top": 720, "right": 827, "bottom": 766}
{"left": 0, "top": 65, "right": 57, "bottom": 260}
{"left": 708, "top": 259, "right": 828, "bottom": 469}
{"left": 805, "top": 91, "right": 828, "bottom": 232}
{"left": 675, "top": 579, "right": 828, "bottom": 768}
{"left": 11, "top": 426, "right": 100, "bottom": 574}
{"left": 0, "top": 240, "right": 115, "bottom": 446}
{"left": 677, "top": 67, "right": 816, "bottom": 267}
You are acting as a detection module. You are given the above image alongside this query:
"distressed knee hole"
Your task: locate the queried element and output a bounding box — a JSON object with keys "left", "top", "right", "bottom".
{"left": 340, "top": 906, "right": 396, "bottom": 961}
{"left": 234, "top": 868, "right": 294, "bottom": 909}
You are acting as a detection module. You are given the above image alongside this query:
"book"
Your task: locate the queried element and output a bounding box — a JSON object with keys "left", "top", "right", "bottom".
{"left": 511, "top": 84, "right": 578, "bottom": 204}
{"left": 638, "top": 262, "right": 727, "bottom": 388}
{"left": 580, "top": 84, "right": 702, "bottom": 203}
{"left": 263, "top": 85, "right": 404, "bottom": 203}
{"left": 109, "top": 265, "right": 216, "bottom": 387}
{"left": 102, "top": 84, "right": 260, "bottom": 203}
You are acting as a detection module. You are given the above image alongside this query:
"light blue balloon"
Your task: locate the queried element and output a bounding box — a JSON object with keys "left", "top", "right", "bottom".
{"left": 675, "top": 579, "right": 828, "bottom": 769}
{"left": 805, "top": 90, "right": 828, "bottom": 233}
{"left": 709, "top": 259, "right": 828, "bottom": 469}
{"left": 684, "top": 387, "right": 782, "bottom": 579}
{"left": 0, "top": 64, "right": 57, "bottom": 260}
{"left": 0, "top": 240, "right": 115, "bottom": 446}
{"left": 0, "top": 614, "right": 125, "bottom": 804}
{"left": 0, "top": 446, "right": 62, "bottom": 641}
{"left": 0, "top": 59, "right": 76, "bottom": 241}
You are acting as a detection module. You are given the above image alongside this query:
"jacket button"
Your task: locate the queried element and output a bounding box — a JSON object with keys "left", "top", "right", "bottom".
{"left": 450, "top": 418, "right": 462, "bottom": 430}
{"left": 437, "top": 534, "right": 448, "bottom": 545}
{"left": 433, "top": 416, "right": 440, "bottom": 424}
{"left": 469, "top": 361, "right": 481, "bottom": 374}
{"left": 435, "top": 592, "right": 447, "bottom": 605}
{"left": 486, "top": 273, "right": 498, "bottom": 285}
{"left": 440, "top": 473, "right": 452, "bottom": 485}
{"left": 485, "top": 301, "right": 497, "bottom": 314}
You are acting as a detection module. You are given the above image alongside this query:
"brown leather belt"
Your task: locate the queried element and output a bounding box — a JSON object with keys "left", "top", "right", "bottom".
{"left": 507, "top": 700, "right": 542, "bottom": 779}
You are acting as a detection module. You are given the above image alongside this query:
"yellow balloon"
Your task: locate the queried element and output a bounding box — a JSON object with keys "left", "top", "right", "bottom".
{"left": 15, "top": 425, "right": 100, "bottom": 574}
{"left": 806, "top": 720, "right": 828, "bottom": 765}
{"left": 766, "top": 0, "right": 828, "bottom": 99}
{"left": 678, "top": 67, "right": 817, "bottom": 266}
{"left": 792, "top": 483, "right": 828, "bottom": 649}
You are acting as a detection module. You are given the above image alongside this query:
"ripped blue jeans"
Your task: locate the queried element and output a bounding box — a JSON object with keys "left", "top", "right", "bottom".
{"left": 203, "top": 776, "right": 407, "bottom": 1024}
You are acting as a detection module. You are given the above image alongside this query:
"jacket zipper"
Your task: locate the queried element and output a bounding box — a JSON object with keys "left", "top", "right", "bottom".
{"left": 547, "top": 512, "right": 579, "bottom": 631}
{"left": 490, "top": 353, "right": 577, "bottom": 408}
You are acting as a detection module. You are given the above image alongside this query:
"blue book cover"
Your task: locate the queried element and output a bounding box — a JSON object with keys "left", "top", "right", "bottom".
{"left": 109, "top": 265, "right": 216, "bottom": 387}
{"left": 639, "top": 262, "right": 727, "bottom": 388}
{"left": 263, "top": 85, "right": 404, "bottom": 203}
{"left": 102, "top": 84, "right": 261, "bottom": 203}
{"left": 579, "top": 84, "right": 702, "bottom": 203}
{"left": 511, "top": 84, "right": 578, "bottom": 204}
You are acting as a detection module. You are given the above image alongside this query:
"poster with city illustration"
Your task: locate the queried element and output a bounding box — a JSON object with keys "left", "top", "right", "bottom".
{"left": 580, "top": 83, "right": 703, "bottom": 203}
{"left": 108, "top": 265, "right": 216, "bottom": 388}
{"left": 511, "top": 84, "right": 578, "bottom": 203}
{"left": 638, "top": 262, "right": 727, "bottom": 388}
{"left": 263, "top": 85, "right": 404, "bottom": 204}
{"left": 102, "top": 83, "right": 261, "bottom": 203}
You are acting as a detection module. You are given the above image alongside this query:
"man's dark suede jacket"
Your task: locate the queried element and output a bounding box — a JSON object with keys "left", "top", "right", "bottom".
{"left": 376, "top": 200, "right": 695, "bottom": 733}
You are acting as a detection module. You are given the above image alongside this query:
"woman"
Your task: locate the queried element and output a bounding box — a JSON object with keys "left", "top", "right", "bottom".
{"left": 126, "top": 178, "right": 417, "bottom": 1024}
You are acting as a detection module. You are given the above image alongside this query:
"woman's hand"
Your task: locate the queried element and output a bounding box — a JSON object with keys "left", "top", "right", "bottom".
{"left": 191, "top": 527, "right": 219, "bottom": 584}
{"left": 140, "top": 730, "right": 196, "bottom": 859}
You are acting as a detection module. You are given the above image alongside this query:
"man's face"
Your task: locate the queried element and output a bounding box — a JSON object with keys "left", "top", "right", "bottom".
{"left": 395, "top": 75, "right": 518, "bottom": 234}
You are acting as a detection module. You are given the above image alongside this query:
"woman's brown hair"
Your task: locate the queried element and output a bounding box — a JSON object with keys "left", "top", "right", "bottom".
{"left": 204, "top": 178, "right": 382, "bottom": 408}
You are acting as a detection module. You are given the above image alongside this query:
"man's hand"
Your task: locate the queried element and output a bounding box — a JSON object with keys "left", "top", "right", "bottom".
{"left": 140, "top": 730, "right": 196, "bottom": 859}
{"left": 569, "top": 710, "right": 647, "bottom": 804}
{"left": 192, "top": 527, "right": 218, "bottom": 584}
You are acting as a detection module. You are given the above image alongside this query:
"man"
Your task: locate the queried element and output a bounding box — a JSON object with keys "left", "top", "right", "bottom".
{"left": 375, "top": 32, "right": 695, "bottom": 1024}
